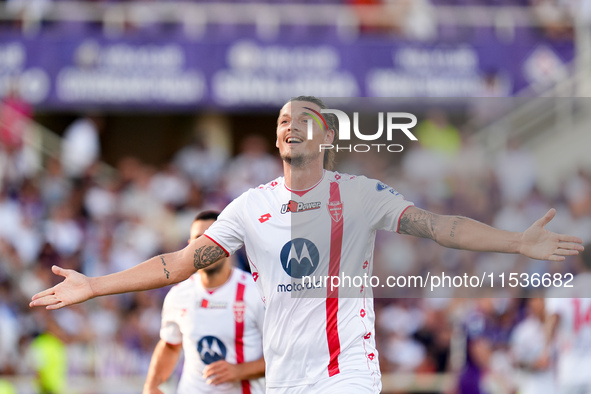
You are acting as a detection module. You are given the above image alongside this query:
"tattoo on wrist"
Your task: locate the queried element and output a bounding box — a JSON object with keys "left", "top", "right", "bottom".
{"left": 161, "top": 256, "right": 170, "bottom": 279}
{"left": 193, "top": 245, "right": 225, "bottom": 270}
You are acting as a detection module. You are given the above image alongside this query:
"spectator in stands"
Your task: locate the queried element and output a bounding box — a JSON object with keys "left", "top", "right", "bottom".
{"left": 222, "top": 134, "right": 281, "bottom": 199}
{"left": 0, "top": 80, "right": 31, "bottom": 153}
{"left": 173, "top": 136, "right": 227, "bottom": 194}
{"left": 28, "top": 310, "right": 68, "bottom": 394}
{"left": 494, "top": 138, "right": 537, "bottom": 205}
{"left": 61, "top": 115, "right": 103, "bottom": 179}
{"left": 458, "top": 298, "right": 518, "bottom": 394}
{"left": 415, "top": 109, "right": 462, "bottom": 157}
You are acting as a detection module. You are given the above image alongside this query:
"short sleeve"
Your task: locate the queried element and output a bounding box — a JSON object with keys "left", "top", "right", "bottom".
{"left": 357, "top": 177, "right": 414, "bottom": 233}
{"left": 160, "top": 290, "right": 182, "bottom": 345}
{"left": 203, "top": 192, "right": 248, "bottom": 255}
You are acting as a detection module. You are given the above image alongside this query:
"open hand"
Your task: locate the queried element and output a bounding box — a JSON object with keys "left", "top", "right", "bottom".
{"left": 520, "top": 208, "right": 584, "bottom": 261}
{"left": 29, "top": 265, "right": 94, "bottom": 310}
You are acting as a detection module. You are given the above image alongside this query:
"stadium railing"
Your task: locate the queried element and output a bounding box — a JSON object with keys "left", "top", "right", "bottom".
{"left": 472, "top": 63, "right": 591, "bottom": 194}
{"left": 0, "top": 104, "right": 116, "bottom": 181}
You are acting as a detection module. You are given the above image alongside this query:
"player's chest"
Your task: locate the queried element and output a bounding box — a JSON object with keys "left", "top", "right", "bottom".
{"left": 244, "top": 188, "right": 367, "bottom": 287}
{"left": 179, "top": 293, "right": 249, "bottom": 338}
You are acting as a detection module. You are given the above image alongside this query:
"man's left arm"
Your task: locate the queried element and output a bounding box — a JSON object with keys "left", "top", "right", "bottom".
{"left": 202, "top": 357, "right": 265, "bottom": 386}
{"left": 398, "top": 206, "right": 583, "bottom": 261}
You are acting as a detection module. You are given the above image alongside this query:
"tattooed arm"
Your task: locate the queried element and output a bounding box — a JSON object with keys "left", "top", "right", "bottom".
{"left": 398, "top": 206, "right": 583, "bottom": 261}
{"left": 29, "top": 236, "right": 226, "bottom": 310}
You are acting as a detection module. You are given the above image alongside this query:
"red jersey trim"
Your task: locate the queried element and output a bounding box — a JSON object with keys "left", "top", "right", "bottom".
{"left": 203, "top": 234, "right": 230, "bottom": 257}
{"left": 326, "top": 181, "right": 343, "bottom": 377}
{"left": 284, "top": 171, "right": 325, "bottom": 197}
{"left": 396, "top": 205, "right": 413, "bottom": 233}
{"left": 234, "top": 282, "right": 251, "bottom": 394}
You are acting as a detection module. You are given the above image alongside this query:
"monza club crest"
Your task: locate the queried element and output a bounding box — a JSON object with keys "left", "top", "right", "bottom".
{"left": 328, "top": 201, "right": 343, "bottom": 222}
{"left": 234, "top": 301, "right": 245, "bottom": 323}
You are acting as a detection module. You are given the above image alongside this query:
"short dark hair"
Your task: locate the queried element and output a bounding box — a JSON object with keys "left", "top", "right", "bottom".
{"left": 290, "top": 95, "right": 337, "bottom": 170}
{"left": 194, "top": 211, "right": 220, "bottom": 222}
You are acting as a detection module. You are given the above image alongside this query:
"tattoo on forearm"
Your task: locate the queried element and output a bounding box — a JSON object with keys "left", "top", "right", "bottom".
{"left": 193, "top": 245, "right": 225, "bottom": 270}
{"left": 161, "top": 256, "right": 170, "bottom": 279}
{"left": 450, "top": 218, "right": 461, "bottom": 238}
{"left": 398, "top": 208, "right": 439, "bottom": 241}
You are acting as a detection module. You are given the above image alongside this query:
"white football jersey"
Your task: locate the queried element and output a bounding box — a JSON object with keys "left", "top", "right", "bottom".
{"left": 546, "top": 273, "right": 591, "bottom": 388}
{"left": 204, "top": 171, "right": 413, "bottom": 389}
{"left": 160, "top": 268, "right": 265, "bottom": 394}
{"left": 510, "top": 316, "right": 556, "bottom": 394}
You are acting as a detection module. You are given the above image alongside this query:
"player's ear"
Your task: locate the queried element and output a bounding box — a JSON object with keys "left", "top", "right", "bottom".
{"left": 325, "top": 128, "right": 335, "bottom": 144}
{"left": 276, "top": 138, "right": 279, "bottom": 148}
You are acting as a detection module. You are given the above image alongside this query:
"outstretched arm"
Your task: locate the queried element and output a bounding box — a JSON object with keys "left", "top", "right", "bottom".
{"left": 398, "top": 206, "right": 583, "bottom": 261}
{"left": 29, "top": 236, "right": 227, "bottom": 310}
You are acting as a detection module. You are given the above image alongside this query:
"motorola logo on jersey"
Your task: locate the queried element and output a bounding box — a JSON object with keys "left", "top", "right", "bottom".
{"left": 280, "top": 238, "right": 320, "bottom": 278}
{"left": 197, "top": 335, "right": 227, "bottom": 365}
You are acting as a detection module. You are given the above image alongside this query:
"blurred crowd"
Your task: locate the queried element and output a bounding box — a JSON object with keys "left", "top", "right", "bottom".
{"left": 1, "top": 0, "right": 584, "bottom": 43}
{"left": 1, "top": 107, "right": 591, "bottom": 393}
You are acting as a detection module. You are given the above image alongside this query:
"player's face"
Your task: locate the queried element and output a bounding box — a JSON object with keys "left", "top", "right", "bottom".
{"left": 276, "top": 101, "right": 333, "bottom": 168}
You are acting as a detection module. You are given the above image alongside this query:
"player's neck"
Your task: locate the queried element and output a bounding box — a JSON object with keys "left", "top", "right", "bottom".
{"left": 200, "top": 262, "right": 233, "bottom": 289}
{"left": 283, "top": 160, "right": 325, "bottom": 191}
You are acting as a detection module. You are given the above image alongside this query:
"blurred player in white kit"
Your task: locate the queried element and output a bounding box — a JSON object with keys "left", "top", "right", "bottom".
{"left": 31, "top": 96, "right": 584, "bottom": 393}
{"left": 143, "top": 211, "right": 265, "bottom": 394}
{"left": 546, "top": 243, "right": 591, "bottom": 394}
{"left": 510, "top": 297, "right": 555, "bottom": 394}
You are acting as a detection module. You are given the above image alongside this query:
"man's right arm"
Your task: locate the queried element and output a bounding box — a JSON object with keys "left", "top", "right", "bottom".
{"left": 29, "top": 236, "right": 227, "bottom": 310}
{"left": 143, "top": 340, "right": 183, "bottom": 394}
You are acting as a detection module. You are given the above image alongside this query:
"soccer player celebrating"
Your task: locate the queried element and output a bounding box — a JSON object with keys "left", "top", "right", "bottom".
{"left": 31, "top": 96, "right": 584, "bottom": 393}
{"left": 143, "top": 211, "right": 265, "bottom": 394}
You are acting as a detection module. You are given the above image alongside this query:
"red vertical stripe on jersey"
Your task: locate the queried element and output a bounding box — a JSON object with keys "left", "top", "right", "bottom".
{"left": 235, "top": 282, "right": 251, "bottom": 394}
{"left": 326, "top": 181, "right": 343, "bottom": 377}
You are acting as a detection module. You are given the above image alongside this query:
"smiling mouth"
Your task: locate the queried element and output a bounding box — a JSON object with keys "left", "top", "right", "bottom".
{"left": 286, "top": 136, "right": 304, "bottom": 144}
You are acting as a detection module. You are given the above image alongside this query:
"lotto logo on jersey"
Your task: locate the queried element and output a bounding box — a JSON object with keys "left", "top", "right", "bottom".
{"left": 280, "top": 200, "right": 321, "bottom": 214}
{"left": 280, "top": 238, "right": 320, "bottom": 278}
{"left": 197, "top": 336, "right": 227, "bottom": 365}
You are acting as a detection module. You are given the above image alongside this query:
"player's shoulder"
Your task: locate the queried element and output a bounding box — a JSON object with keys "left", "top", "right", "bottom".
{"left": 325, "top": 170, "right": 359, "bottom": 184}
{"left": 219, "top": 176, "right": 285, "bottom": 216}
{"left": 253, "top": 176, "right": 285, "bottom": 192}
{"left": 165, "top": 274, "right": 198, "bottom": 304}
{"left": 328, "top": 171, "right": 402, "bottom": 196}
